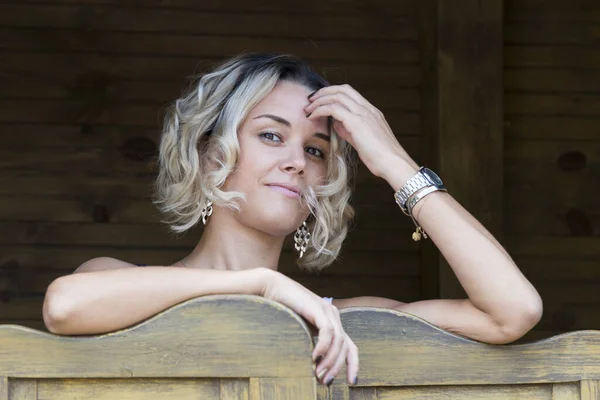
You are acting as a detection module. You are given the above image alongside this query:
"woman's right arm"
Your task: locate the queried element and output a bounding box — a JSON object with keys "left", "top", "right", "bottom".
{"left": 43, "top": 257, "right": 359, "bottom": 385}
{"left": 42, "top": 257, "right": 273, "bottom": 336}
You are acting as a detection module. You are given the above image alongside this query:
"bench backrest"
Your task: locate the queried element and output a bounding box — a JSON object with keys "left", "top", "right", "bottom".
{"left": 2, "top": 295, "right": 599, "bottom": 399}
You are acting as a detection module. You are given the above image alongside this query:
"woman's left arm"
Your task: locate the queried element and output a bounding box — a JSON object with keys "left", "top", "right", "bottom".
{"left": 306, "top": 85, "right": 543, "bottom": 345}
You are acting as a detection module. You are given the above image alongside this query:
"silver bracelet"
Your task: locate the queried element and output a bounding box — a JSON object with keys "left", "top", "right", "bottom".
{"left": 406, "top": 186, "right": 447, "bottom": 241}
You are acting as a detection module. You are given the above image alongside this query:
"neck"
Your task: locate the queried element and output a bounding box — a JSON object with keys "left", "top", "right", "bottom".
{"left": 183, "top": 207, "right": 285, "bottom": 271}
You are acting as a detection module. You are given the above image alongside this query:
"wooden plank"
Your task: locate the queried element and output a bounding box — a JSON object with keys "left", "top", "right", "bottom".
{"left": 377, "top": 385, "right": 550, "bottom": 399}
{"left": 505, "top": 22, "right": 600, "bottom": 45}
{"left": 0, "top": 125, "right": 159, "bottom": 150}
{"left": 505, "top": 207, "right": 599, "bottom": 236}
{"left": 505, "top": 69, "right": 600, "bottom": 93}
{"left": 0, "top": 29, "right": 418, "bottom": 64}
{"left": 580, "top": 379, "right": 600, "bottom": 400}
{"left": 0, "top": 297, "right": 44, "bottom": 320}
{"left": 506, "top": 93, "right": 600, "bottom": 117}
{"left": 552, "top": 382, "right": 580, "bottom": 400}
{"left": 0, "top": 221, "right": 417, "bottom": 252}
{"left": 339, "top": 308, "right": 600, "bottom": 385}
{"left": 0, "top": 77, "right": 420, "bottom": 111}
{"left": 0, "top": 246, "right": 420, "bottom": 277}
{"left": 505, "top": 236, "right": 600, "bottom": 258}
{"left": 0, "top": 296, "right": 315, "bottom": 377}
{"left": 505, "top": 139, "right": 600, "bottom": 170}
{"left": 505, "top": 46, "right": 600, "bottom": 68}
{"left": 516, "top": 330, "right": 567, "bottom": 344}
{"left": 5, "top": 0, "right": 417, "bottom": 16}
{"left": 0, "top": 320, "right": 47, "bottom": 332}
{"left": 248, "top": 377, "right": 316, "bottom": 400}
{"left": 506, "top": 0, "right": 600, "bottom": 22}
{"left": 0, "top": 4, "right": 417, "bottom": 41}
{"left": 316, "top": 386, "right": 330, "bottom": 400}
{"left": 435, "top": 0, "right": 504, "bottom": 299}
{"left": 7, "top": 379, "right": 36, "bottom": 400}
{"left": 515, "top": 257, "right": 600, "bottom": 282}
{"left": 37, "top": 378, "right": 219, "bottom": 399}
{"left": 220, "top": 379, "right": 248, "bottom": 400}
{"left": 0, "top": 54, "right": 422, "bottom": 86}
{"left": 505, "top": 116, "right": 600, "bottom": 140}
{"left": 349, "top": 387, "right": 377, "bottom": 400}
{"left": 0, "top": 377, "right": 6, "bottom": 400}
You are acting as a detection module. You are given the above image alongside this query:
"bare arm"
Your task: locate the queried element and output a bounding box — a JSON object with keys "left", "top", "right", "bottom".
{"left": 43, "top": 257, "right": 272, "bottom": 335}
{"left": 335, "top": 183, "right": 543, "bottom": 344}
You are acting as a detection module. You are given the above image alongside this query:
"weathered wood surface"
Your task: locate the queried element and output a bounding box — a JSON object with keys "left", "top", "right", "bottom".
{"left": 0, "top": 295, "right": 314, "bottom": 378}
{"left": 2, "top": 297, "right": 600, "bottom": 398}
{"left": 336, "top": 308, "right": 600, "bottom": 386}
{"left": 426, "top": 0, "right": 504, "bottom": 301}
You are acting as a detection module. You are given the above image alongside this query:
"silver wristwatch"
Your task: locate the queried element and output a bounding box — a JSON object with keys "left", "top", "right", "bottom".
{"left": 394, "top": 167, "right": 446, "bottom": 215}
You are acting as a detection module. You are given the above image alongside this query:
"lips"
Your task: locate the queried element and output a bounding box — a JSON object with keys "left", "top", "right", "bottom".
{"left": 266, "top": 183, "right": 301, "bottom": 198}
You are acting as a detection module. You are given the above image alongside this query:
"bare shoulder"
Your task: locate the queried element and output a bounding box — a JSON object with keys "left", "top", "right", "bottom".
{"left": 73, "top": 257, "right": 140, "bottom": 274}
{"left": 332, "top": 296, "right": 406, "bottom": 310}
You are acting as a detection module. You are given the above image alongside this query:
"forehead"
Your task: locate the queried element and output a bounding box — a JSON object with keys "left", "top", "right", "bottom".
{"left": 247, "top": 82, "right": 329, "bottom": 132}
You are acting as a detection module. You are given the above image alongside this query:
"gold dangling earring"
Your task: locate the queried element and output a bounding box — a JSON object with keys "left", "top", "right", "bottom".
{"left": 201, "top": 200, "right": 213, "bottom": 225}
{"left": 294, "top": 221, "right": 311, "bottom": 258}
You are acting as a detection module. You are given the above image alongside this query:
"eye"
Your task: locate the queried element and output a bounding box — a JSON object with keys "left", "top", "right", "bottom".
{"left": 259, "top": 131, "right": 282, "bottom": 142}
{"left": 306, "top": 146, "right": 325, "bottom": 158}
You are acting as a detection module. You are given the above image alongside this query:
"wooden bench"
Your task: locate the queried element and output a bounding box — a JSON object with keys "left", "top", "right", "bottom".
{"left": 1, "top": 295, "right": 599, "bottom": 399}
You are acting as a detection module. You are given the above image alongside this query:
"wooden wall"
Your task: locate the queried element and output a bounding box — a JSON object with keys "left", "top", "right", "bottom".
{"left": 503, "top": 0, "right": 600, "bottom": 342}
{"left": 0, "top": 0, "right": 423, "bottom": 330}
{"left": 0, "top": 0, "right": 598, "bottom": 344}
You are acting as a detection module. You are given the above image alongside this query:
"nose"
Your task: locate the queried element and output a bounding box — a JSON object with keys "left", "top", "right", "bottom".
{"left": 280, "top": 143, "right": 306, "bottom": 175}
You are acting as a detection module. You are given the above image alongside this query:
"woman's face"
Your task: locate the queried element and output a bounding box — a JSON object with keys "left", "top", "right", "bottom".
{"left": 222, "top": 81, "right": 330, "bottom": 236}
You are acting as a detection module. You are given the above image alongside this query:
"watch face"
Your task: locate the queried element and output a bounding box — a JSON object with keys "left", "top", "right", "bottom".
{"left": 422, "top": 168, "right": 444, "bottom": 186}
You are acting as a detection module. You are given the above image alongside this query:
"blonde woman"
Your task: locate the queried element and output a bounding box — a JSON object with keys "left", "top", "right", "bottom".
{"left": 43, "top": 53, "right": 543, "bottom": 387}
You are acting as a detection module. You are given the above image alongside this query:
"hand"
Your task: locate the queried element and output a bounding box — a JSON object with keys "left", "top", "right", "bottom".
{"left": 261, "top": 270, "right": 359, "bottom": 386}
{"left": 305, "top": 84, "right": 419, "bottom": 187}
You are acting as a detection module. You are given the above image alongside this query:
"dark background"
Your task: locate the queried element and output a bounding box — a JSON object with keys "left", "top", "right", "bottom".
{"left": 0, "top": 0, "right": 598, "bottom": 343}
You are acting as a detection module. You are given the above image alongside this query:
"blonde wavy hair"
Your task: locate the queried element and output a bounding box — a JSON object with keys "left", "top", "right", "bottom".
{"left": 152, "top": 53, "right": 356, "bottom": 272}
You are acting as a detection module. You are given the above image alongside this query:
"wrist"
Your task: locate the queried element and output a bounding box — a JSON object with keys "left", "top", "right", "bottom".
{"left": 254, "top": 267, "right": 281, "bottom": 297}
{"left": 380, "top": 156, "right": 419, "bottom": 192}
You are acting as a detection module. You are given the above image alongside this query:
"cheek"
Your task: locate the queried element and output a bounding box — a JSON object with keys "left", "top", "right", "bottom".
{"left": 307, "top": 163, "right": 328, "bottom": 186}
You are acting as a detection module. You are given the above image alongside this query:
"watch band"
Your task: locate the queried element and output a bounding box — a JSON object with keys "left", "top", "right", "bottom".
{"left": 394, "top": 167, "right": 432, "bottom": 214}
{"left": 393, "top": 166, "right": 447, "bottom": 242}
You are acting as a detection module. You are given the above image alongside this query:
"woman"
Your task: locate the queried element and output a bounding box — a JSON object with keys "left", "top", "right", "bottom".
{"left": 43, "top": 53, "right": 543, "bottom": 387}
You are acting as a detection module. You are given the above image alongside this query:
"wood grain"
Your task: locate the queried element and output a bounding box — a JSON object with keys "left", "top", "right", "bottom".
{"left": 0, "top": 295, "right": 315, "bottom": 378}
{"left": 0, "top": 4, "right": 417, "bottom": 41}
{"left": 6, "top": 0, "right": 417, "bottom": 16}
{"left": 339, "top": 307, "right": 600, "bottom": 385}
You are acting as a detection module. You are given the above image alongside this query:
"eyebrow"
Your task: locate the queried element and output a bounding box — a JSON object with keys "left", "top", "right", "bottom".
{"left": 253, "top": 114, "right": 330, "bottom": 142}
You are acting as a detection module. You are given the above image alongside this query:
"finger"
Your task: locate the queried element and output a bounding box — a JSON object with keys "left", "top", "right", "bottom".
{"left": 306, "top": 92, "right": 363, "bottom": 115}
{"left": 310, "top": 84, "right": 369, "bottom": 108}
{"left": 307, "top": 103, "right": 355, "bottom": 128}
{"left": 312, "top": 319, "right": 334, "bottom": 363}
{"left": 315, "top": 309, "right": 344, "bottom": 381}
{"left": 346, "top": 338, "right": 360, "bottom": 385}
{"left": 315, "top": 322, "right": 343, "bottom": 382}
{"left": 323, "top": 339, "right": 349, "bottom": 386}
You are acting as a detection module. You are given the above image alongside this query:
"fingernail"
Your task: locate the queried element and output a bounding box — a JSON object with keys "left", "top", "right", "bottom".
{"left": 353, "top": 376, "right": 358, "bottom": 385}
{"left": 326, "top": 377, "right": 334, "bottom": 386}
{"left": 317, "top": 368, "right": 327, "bottom": 380}
{"left": 315, "top": 355, "right": 323, "bottom": 364}
{"left": 306, "top": 112, "right": 312, "bottom": 118}
{"left": 308, "top": 90, "right": 318, "bottom": 99}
